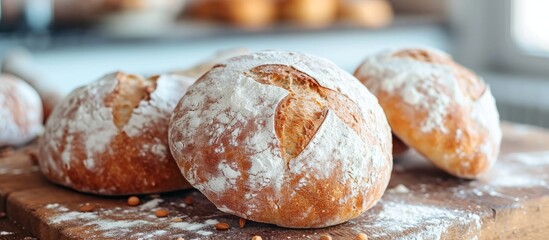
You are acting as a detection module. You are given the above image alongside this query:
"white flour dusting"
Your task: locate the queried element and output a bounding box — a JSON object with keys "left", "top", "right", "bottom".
{"left": 505, "top": 151, "right": 549, "bottom": 166}
{"left": 357, "top": 198, "right": 481, "bottom": 240}
{"left": 44, "top": 199, "right": 218, "bottom": 239}
{"left": 476, "top": 151, "right": 549, "bottom": 188}
{"left": 0, "top": 75, "right": 43, "bottom": 146}
{"left": 387, "top": 184, "right": 410, "bottom": 194}
{"left": 0, "top": 166, "right": 40, "bottom": 175}
{"left": 447, "top": 151, "right": 549, "bottom": 203}
{"left": 169, "top": 50, "right": 392, "bottom": 223}
{"left": 470, "top": 87, "right": 502, "bottom": 161}
{"left": 355, "top": 48, "right": 502, "bottom": 177}
{"left": 355, "top": 49, "right": 467, "bottom": 133}
{"left": 140, "top": 198, "right": 164, "bottom": 210}
{"left": 39, "top": 72, "right": 194, "bottom": 190}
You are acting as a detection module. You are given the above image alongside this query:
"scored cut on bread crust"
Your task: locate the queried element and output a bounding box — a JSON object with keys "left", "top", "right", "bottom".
{"left": 0, "top": 74, "right": 43, "bottom": 146}
{"left": 169, "top": 50, "right": 392, "bottom": 228}
{"left": 39, "top": 72, "right": 193, "bottom": 195}
{"left": 354, "top": 48, "right": 502, "bottom": 178}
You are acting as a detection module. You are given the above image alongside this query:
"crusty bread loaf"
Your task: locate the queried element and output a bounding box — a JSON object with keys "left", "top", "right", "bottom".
{"left": 172, "top": 48, "right": 250, "bottom": 79}
{"left": 39, "top": 72, "right": 193, "bottom": 195}
{"left": 0, "top": 74, "right": 43, "bottom": 146}
{"left": 339, "top": 0, "right": 394, "bottom": 28}
{"left": 187, "top": 0, "right": 276, "bottom": 28}
{"left": 2, "top": 49, "right": 61, "bottom": 121}
{"left": 169, "top": 50, "right": 392, "bottom": 228}
{"left": 354, "top": 48, "right": 502, "bottom": 178}
{"left": 281, "top": 0, "right": 338, "bottom": 27}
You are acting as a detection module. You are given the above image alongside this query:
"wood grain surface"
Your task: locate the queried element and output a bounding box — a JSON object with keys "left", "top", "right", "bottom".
{"left": 1, "top": 122, "right": 548, "bottom": 240}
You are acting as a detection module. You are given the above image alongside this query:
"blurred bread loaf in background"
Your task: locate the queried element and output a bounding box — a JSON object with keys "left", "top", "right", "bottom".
{"left": 186, "top": 0, "right": 394, "bottom": 28}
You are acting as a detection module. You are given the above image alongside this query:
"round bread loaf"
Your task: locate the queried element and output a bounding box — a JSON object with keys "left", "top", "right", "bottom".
{"left": 39, "top": 72, "right": 193, "bottom": 195}
{"left": 281, "top": 0, "right": 338, "bottom": 27}
{"left": 169, "top": 50, "right": 392, "bottom": 228}
{"left": 0, "top": 74, "right": 43, "bottom": 146}
{"left": 2, "top": 48, "right": 62, "bottom": 121}
{"left": 354, "top": 48, "right": 502, "bottom": 178}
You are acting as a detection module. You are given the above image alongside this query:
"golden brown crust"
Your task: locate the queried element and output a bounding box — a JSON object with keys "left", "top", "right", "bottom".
{"left": 354, "top": 48, "right": 501, "bottom": 178}
{"left": 338, "top": 0, "right": 394, "bottom": 28}
{"left": 246, "top": 64, "right": 367, "bottom": 161}
{"left": 281, "top": 0, "right": 338, "bottom": 27}
{"left": 39, "top": 72, "right": 193, "bottom": 195}
{"left": 186, "top": 0, "right": 276, "bottom": 27}
{"left": 169, "top": 50, "right": 392, "bottom": 228}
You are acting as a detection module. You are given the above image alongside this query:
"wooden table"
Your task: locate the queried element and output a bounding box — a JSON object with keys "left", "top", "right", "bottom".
{"left": 1, "top": 122, "right": 548, "bottom": 240}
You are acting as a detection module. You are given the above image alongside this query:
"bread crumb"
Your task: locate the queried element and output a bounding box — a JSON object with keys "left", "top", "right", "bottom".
{"left": 78, "top": 204, "right": 96, "bottom": 212}
{"left": 214, "top": 222, "right": 230, "bottom": 230}
{"left": 356, "top": 233, "right": 368, "bottom": 240}
{"left": 154, "top": 209, "right": 169, "bottom": 218}
{"left": 183, "top": 196, "right": 193, "bottom": 205}
{"left": 320, "top": 234, "right": 332, "bottom": 240}
{"left": 127, "top": 196, "right": 140, "bottom": 206}
{"left": 239, "top": 218, "right": 246, "bottom": 228}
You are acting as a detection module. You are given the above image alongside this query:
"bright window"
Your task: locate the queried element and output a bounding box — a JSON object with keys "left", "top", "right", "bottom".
{"left": 512, "top": 0, "right": 549, "bottom": 55}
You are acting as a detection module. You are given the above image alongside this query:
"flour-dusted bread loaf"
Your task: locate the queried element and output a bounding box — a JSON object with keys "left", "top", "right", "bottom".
{"left": 338, "top": 0, "right": 394, "bottom": 28}
{"left": 172, "top": 48, "right": 250, "bottom": 79}
{"left": 39, "top": 72, "right": 193, "bottom": 195}
{"left": 0, "top": 74, "right": 43, "bottom": 146}
{"left": 2, "top": 49, "right": 61, "bottom": 121}
{"left": 169, "top": 50, "right": 392, "bottom": 228}
{"left": 281, "top": 0, "right": 338, "bottom": 27}
{"left": 354, "top": 48, "right": 502, "bottom": 178}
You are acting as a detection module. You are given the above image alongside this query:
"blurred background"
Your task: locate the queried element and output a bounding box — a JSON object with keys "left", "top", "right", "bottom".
{"left": 0, "top": 0, "right": 548, "bottom": 128}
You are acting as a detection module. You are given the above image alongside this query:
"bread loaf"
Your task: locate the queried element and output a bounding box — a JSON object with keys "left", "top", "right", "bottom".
{"left": 169, "top": 50, "right": 392, "bottom": 228}
{"left": 39, "top": 72, "right": 193, "bottom": 195}
{"left": 354, "top": 48, "right": 502, "bottom": 178}
{"left": 0, "top": 74, "right": 43, "bottom": 146}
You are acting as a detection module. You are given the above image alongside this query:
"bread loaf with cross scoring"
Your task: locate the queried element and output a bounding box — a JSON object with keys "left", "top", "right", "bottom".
{"left": 169, "top": 50, "right": 393, "bottom": 228}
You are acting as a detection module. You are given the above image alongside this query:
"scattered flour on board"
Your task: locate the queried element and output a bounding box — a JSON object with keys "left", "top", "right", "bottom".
{"left": 387, "top": 184, "right": 410, "bottom": 194}
{"left": 357, "top": 198, "right": 481, "bottom": 240}
{"left": 139, "top": 198, "right": 164, "bottom": 210}
{"left": 505, "top": 151, "right": 549, "bottom": 166}
{"left": 447, "top": 151, "right": 549, "bottom": 201}
{"left": 478, "top": 151, "right": 549, "bottom": 188}
{"left": 44, "top": 199, "right": 219, "bottom": 239}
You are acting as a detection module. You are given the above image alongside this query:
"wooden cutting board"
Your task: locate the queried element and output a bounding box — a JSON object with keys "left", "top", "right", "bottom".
{"left": 1, "top": 122, "right": 549, "bottom": 240}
